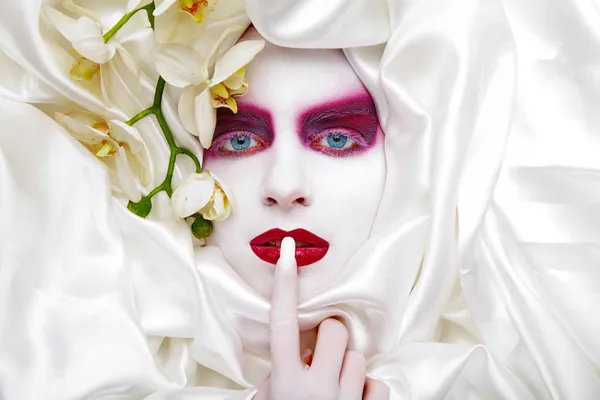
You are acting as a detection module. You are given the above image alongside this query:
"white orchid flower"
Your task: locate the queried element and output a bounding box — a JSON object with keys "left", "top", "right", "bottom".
{"left": 44, "top": 1, "right": 137, "bottom": 81}
{"left": 55, "top": 111, "right": 152, "bottom": 202}
{"left": 152, "top": 0, "right": 217, "bottom": 44}
{"left": 172, "top": 171, "right": 234, "bottom": 221}
{"left": 155, "top": 0, "right": 217, "bottom": 23}
{"left": 155, "top": 30, "right": 264, "bottom": 148}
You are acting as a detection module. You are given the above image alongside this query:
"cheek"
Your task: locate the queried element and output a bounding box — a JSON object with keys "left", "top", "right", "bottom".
{"left": 309, "top": 139, "right": 386, "bottom": 230}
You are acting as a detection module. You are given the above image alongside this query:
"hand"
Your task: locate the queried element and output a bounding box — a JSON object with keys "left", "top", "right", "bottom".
{"left": 254, "top": 237, "right": 389, "bottom": 400}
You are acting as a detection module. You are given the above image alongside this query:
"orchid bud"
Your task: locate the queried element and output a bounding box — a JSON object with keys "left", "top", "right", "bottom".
{"left": 191, "top": 215, "right": 213, "bottom": 239}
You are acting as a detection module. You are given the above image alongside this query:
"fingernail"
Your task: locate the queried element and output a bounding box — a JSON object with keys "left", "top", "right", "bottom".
{"left": 281, "top": 237, "right": 296, "bottom": 262}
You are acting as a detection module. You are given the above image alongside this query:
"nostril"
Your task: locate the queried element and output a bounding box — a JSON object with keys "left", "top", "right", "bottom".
{"left": 265, "top": 197, "right": 277, "bottom": 205}
{"left": 296, "top": 197, "right": 306, "bottom": 205}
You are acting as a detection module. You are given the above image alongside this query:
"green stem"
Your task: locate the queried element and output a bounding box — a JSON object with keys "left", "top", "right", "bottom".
{"left": 149, "top": 77, "right": 203, "bottom": 198}
{"left": 103, "top": 2, "right": 156, "bottom": 42}
{"left": 153, "top": 81, "right": 177, "bottom": 149}
{"left": 144, "top": 2, "right": 156, "bottom": 30}
{"left": 126, "top": 107, "right": 153, "bottom": 126}
{"left": 177, "top": 148, "right": 202, "bottom": 173}
{"left": 110, "top": 2, "right": 204, "bottom": 219}
{"left": 146, "top": 182, "right": 167, "bottom": 200}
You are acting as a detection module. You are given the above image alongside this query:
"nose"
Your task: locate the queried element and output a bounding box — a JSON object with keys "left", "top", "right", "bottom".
{"left": 261, "top": 152, "right": 311, "bottom": 211}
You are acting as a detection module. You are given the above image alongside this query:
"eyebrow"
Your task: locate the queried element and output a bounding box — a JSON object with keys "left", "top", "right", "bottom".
{"left": 214, "top": 105, "right": 273, "bottom": 137}
{"left": 300, "top": 94, "right": 378, "bottom": 126}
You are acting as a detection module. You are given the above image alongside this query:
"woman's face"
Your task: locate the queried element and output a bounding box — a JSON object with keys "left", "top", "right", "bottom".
{"left": 204, "top": 38, "right": 386, "bottom": 301}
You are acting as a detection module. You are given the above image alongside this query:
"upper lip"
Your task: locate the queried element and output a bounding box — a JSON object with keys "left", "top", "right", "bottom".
{"left": 250, "top": 228, "right": 329, "bottom": 248}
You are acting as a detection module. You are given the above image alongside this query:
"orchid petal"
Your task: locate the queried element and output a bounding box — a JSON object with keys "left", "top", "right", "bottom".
{"left": 211, "top": 96, "right": 238, "bottom": 113}
{"left": 114, "top": 43, "right": 139, "bottom": 77}
{"left": 223, "top": 67, "right": 245, "bottom": 90}
{"left": 62, "top": 0, "right": 100, "bottom": 20}
{"left": 154, "top": 3, "right": 208, "bottom": 45}
{"left": 55, "top": 112, "right": 109, "bottom": 145}
{"left": 108, "top": 120, "right": 145, "bottom": 154}
{"left": 114, "top": 147, "right": 142, "bottom": 202}
{"left": 208, "top": 0, "right": 245, "bottom": 20}
{"left": 43, "top": 6, "right": 80, "bottom": 41}
{"left": 178, "top": 85, "right": 200, "bottom": 135}
{"left": 153, "top": 0, "right": 178, "bottom": 16}
{"left": 172, "top": 173, "right": 215, "bottom": 218}
{"left": 211, "top": 83, "right": 229, "bottom": 99}
{"left": 228, "top": 84, "right": 248, "bottom": 97}
{"left": 203, "top": 171, "right": 234, "bottom": 221}
{"left": 127, "top": 0, "right": 154, "bottom": 12}
{"left": 72, "top": 17, "right": 116, "bottom": 63}
{"left": 180, "top": 0, "right": 213, "bottom": 23}
{"left": 201, "top": 25, "right": 247, "bottom": 74}
{"left": 154, "top": 44, "right": 208, "bottom": 87}
{"left": 195, "top": 88, "right": 217, "bottom": 149}
{"left": 211, "top": 40, "right": 265, "bottom": 86}
{"left": 202, "top": 194, "right": 224, "bottom": 221}
{"left": 209, "top": 171, "right": 236, "bottom": 210}
{"left": 134, "top": 145, "right": 154, "bottom": 186}
{"left": 44, "top": 6, "right": 115, "bottom": 64}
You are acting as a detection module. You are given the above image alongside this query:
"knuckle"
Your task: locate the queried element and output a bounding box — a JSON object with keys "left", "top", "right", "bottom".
{"left": 319, "top": 318, "right": 348, "bottom": 340}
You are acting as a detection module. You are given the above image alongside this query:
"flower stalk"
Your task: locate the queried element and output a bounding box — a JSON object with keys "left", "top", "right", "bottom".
{"left": 102, "top": 1, "right": 202, "bottom": 217}
{"left": 127, "top": 76, "right": 202, "bottom": 216}
{"left": 103, "top": 2, "right": 156, "bottom": 42}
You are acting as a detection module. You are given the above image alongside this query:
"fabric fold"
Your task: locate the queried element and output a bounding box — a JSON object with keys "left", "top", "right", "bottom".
{"left": 0, "top": 0, "right": 599, "bottom": 398}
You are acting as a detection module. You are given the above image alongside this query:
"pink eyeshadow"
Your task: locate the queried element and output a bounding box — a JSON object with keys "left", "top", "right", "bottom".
{"left": 298, "top": 93, "right": 380, "bottom": 154}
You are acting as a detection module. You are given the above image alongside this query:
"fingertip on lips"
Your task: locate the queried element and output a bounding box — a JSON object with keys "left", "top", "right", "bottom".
{"left": 249, "top": 229, "right": 329, "bottom": 267}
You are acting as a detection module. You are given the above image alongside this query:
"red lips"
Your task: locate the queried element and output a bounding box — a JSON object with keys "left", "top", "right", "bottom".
{"left": 250, "top": 229, "right": 329, "bottom": 267}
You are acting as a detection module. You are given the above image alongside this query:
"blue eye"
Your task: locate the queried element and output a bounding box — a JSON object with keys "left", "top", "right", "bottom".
{"left": 211, "top": 131, "right": 266, "bottom": 158}
{"left": 310, "top": 128, "right": 366, "bottom": 157}
{"left": 326, "top": 134, "right": 348, "bottom": 148}
{"left": 223, "top": 134, "right": 259, "bottom": 151}
{"left": 230, "top": 135, "right": 251, "bottom": 150}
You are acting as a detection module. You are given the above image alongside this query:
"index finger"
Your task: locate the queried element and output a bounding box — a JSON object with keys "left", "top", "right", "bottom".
{"left": 269, "top": 237, "right": 302, "bottom": 371}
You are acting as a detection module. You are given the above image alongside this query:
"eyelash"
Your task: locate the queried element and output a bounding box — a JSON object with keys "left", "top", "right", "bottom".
{"left": 308, "top": 128, "right": 367, "bottom": 157}
{"left": 208, "top": 131, "right": 266, "bottom": 159}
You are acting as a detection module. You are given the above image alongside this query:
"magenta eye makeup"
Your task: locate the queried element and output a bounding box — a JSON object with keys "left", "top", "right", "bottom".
{"left": 206, "top": 106, "right": 274, "bottom": 159}
{"left": 298, "top": 94, "right": 379, "bottom": 157}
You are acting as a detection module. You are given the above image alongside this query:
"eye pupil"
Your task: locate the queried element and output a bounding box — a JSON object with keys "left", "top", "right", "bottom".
{"left": 326, "top": 134, "right": 348, "bottom": 149}
{"left": 230, "top": 135, "right": 251, "bottom": 150}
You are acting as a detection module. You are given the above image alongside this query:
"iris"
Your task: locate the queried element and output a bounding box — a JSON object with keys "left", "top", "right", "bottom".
{"left": 326, "top": 134, "right": 348, "bottom": 148}
{"left": 231, "top": 135, "right": 251, "bottom": 150}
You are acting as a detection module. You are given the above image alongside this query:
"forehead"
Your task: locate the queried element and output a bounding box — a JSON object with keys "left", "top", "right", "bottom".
{"left": 239, "top": 40, "right": 367, "bottom": 112}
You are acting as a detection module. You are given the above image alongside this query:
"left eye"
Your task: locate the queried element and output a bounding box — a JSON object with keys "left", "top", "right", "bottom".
{"left": 319, "top": 132, "right": 355, "bottom": 150}
{"left": 222, "top": 134, "right": 260, "bottom": 151}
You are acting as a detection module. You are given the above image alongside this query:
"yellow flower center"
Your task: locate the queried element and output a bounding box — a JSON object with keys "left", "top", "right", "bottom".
{"left": 90, "top": 122, "right": 128, "bottom": 157}
{"left": 208, "top": 66, "right": 251, "bottom": 114}
{"left": 69, "top": 55, "right": 100, "bottom": 81}
{"left": 94, "top": 141, "right": 117, "bottom": 157}
{"left": 92, "top": 122, "right": 110, "bottom": 134}
{"left": 179, "top": 0, "right": 212, "bottom": 23}
{"left": 210, "top": 83, "right": 239, "bottom": 113}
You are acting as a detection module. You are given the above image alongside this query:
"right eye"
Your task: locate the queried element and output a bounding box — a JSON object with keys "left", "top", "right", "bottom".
{"left": 212, "top": 132, "right": 265, "bottom": 158}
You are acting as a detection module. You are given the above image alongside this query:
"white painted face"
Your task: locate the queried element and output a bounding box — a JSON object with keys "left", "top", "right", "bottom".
{"left": 204, "top": 33, "right": 386, "bottom": 301}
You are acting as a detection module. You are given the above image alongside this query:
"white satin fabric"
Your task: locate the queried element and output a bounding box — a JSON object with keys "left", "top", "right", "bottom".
{"left": 1, "top": 0, "right": 600, "bottom": 399}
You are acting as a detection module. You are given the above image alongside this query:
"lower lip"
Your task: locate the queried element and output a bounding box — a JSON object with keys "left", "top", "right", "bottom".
{"left": 250, "top": 245, "right": 328, "bottom": 267}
